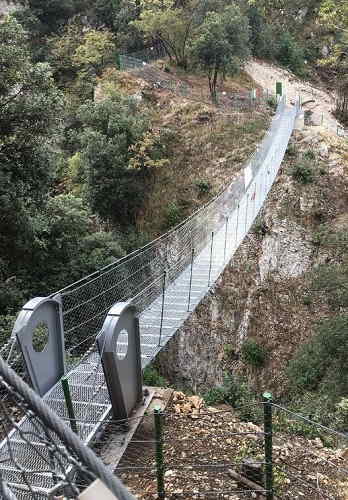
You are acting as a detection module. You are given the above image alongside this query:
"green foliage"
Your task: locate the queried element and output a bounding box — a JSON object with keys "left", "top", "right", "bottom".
{"left": 288, "top": 314, "right": 348, "bottom": 400}
{"left": 223, "top": 343, "right": 235, "bottom": 358}
{"left": 32, "top": 323, "right": 50, "bottom": 352}
{"left": 313, "top": 263, "right": 348, "bottom": 310}
{"left": 164, "top": 202, "right": 183, "bottom": 229}
{"left": 241, "top": 339, "right": 268, "bottom": 368}
{"left": 276, "top": 32, "right": 307, "bottom": 76}
{"left": 202, "top": 374, "right": 263, "bottom": 422}
{"left": 302, "top": 295, "right": 312, "bottom": 306}
{"left": 143, "top": 366, "right": 168, "bottom": 387}
{"left": 30, "top": 194, "right": 125, "bottom": 291}
{"left": 195, "top": 180, "right": 212, "bottom": 196}
{"left": 17, "top": 0, "right": 84, "bottom": 35}
{"left": 303, "top": 149, "right": 316, "bottom": 161}
{"left": 291, "top": 162, "right": 315, "bottom": 184}
{"left": 248, "top": 5, "right": 277, "bottom": 59}
{"left": 133, "top": 0, "right": 198, "bottom": 69}
{"left": 0, "top": 17, "right": 64, "bottom": 310}
{"left": 266, "top": 96, "right": 277, "bottom": 110}
{"left": 0, "top": 315, "right": 17, "bottom": 346}
{"left": 285, "top": 143, "right": 298, "bottom": 157}
{"left": 191, "top": 4, "right": 250, "bottom": 103}
{"left": 77, "top": 93, "right": 150, "bottom": 224}
{"left": 72, "top": 29, "right": 116, "bottom": 76}
{"left": 203, "top": 386, "right": 227, "bottom": 406}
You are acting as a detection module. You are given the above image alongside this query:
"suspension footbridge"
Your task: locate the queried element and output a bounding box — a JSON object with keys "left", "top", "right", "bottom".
{"left": 0, "top": 56, "right": 299, "bottom": 499}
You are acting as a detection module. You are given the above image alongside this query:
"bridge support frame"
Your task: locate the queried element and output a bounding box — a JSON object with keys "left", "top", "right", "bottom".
{"left": 97, "top": 302, "right": 143, "bottom": 421}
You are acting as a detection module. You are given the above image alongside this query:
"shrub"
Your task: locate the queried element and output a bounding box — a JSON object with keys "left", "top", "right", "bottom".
{"left": 143, "top": 366, "right": 168, "bottom": 387}
{"left": 241, "top": 339, "right": 268, "bottom": 368}
{"left": 165, "top": 202, "right": 182, "bottom": 228}
{"left": 203, "top": 386, "right": 228, "bottom": 406}
{"left": 195, "top": 180, "right": 212, "bottom": 196}
{"left": 266, "top": 96, "right": 277, "bottom": 110}
{"left": 303, "top": 150, "right": 316, "bottom": 161}
{"left": 302, "top": 295, "right": 312, "bottom": 306}
{"left": 202, "top": 374, "right": 263, "bottom": 422}
{"left": 276, "top": 32, "right": 306, "bottom": 77}
{"left": 285, "top": 143, "right": 298, "bottom": 157}
{"left": 291, "top": 162, "right": 314, "bottom": 184}
{"left": 223, "top": 343, "right": 235, "bottom": 358}
{"left": 287, "top": 314, "right": 348, "bottom": 400}
{"left": 313, "top": 263, "right": 348, "bottom": 310}
{"left": 0, "top": 315, "right": 16, "bottom": 347}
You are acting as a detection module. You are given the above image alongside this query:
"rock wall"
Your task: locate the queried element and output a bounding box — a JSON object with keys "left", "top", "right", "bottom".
{"left": 157, "top": 127, "right": 348, "bottom": 396}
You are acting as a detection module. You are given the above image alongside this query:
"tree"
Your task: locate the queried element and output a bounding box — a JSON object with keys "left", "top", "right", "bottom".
{"left": 133, "top": 0, "right": 200, "bottom": 68}
{"left": 77, "top": 94, "right": 150, "bottom": 224}
{"left": 247, "top": 4, "right": 277, "bottom": 59}
{"left": 0, "top": 17, "right": 63, "bottom": 262}
{"left": 191, "top": 5, "right": 250, "bottom": 103}
{"left": 30, "top": 194, "right": 125, "bottom": 291}
{"left": 49, "top": 22, "right": 85, "bottom": 83}
{"left": 0, "top": 16, "right": 65, "bottom": 314}
{"left": 72, "top": 29, "right": 117, "bottom": 77}
{"left": 16, "top": 0, "right": 84, "bottom": 34}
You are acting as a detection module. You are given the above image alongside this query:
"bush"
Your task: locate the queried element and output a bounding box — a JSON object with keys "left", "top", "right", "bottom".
{"left": 267, "top": 96, "right": 277, "bottom": 110}
{"left": 303, "top": 150, "right": 316, "bottom": 161}
{"left": 202, "top": 374, "right": 263, "bottom": 423}
{"left": 276, "top": 32, "right": 306, "bottom": 77}
{"left": 291, "top": 162, "right": 314, "bottom": 184}
{"left": 165, "top": 202, "right": 183, "bottom": 229}
{"left": 143, "top": 366, "right": 168, "bottom": 387}
{"left": 195, "top": 180, "right": 212, "bottom": 196}
{"left": 242, "top": 339, "right": 268, "bottom": 368}
{"left": 312, "top": 263, "right": 348, "bottom": 310}
{"left": 0, "top": 315, "right": 16, "bottom": 347}
{"left": 285, "top": 143, "right": 298, "bottom": 157}
{"left": 287, "top": 314, "right": 348, "bottom": 400}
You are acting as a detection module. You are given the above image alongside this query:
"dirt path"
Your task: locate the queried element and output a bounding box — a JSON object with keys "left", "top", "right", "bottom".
{"left": 246, "top": 58, "right": 347, "bottom": 136}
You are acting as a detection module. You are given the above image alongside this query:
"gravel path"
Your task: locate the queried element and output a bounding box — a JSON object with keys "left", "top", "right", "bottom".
{"left": 246, "top": 58, "right": 347, "bottom": 136}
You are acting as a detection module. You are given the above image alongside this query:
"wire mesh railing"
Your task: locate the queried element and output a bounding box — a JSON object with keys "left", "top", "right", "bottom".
{"left": 0, "top": 91, "right": 298, "bottom": 379}
{"left": 0, "top": 356, "right": 136, "bottom": 500}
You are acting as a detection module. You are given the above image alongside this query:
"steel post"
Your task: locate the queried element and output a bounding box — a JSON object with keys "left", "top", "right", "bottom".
{"left": 208, "top": 232, "right": 214, "bottom": 286}
{"left": 235, "top": 203, "right": 240, "bottom": 249}
{"left": 244, "top": 193, "right": 249, "bottom": 233}
{"left": 61, "top": 376, "right": 78, "bottom": 434}
{"left": 154, "top": 409, "right": 165, "bottom": 500}
{"left": 187, "top": 248, "right": 195, "bottom": 312}
{"left": 263, "top": 392, "right": 274, "bottom": 500}
{"left": 223, "top": 217, "right": 229, "bottom": 263}
{"left": 158, "top": 271, "right": 166, "bottom": 347}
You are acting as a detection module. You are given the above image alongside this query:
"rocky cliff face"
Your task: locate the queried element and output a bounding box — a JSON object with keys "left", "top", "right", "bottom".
{"left": 157, "top": 126, "right": 348, "bottom": 396}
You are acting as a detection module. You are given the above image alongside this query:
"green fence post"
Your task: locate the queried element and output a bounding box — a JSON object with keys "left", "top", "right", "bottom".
{"left": 61, "top": 376, "right": 78, "bottom": 434}
{"left": 154, "top": 408, "right": 165, "bottom": 499}
{"left": 263, "top": 392, "right": 273, "bottom": 500}
{"left": 276, "top": 82, "right": 283, "bottom": 97}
